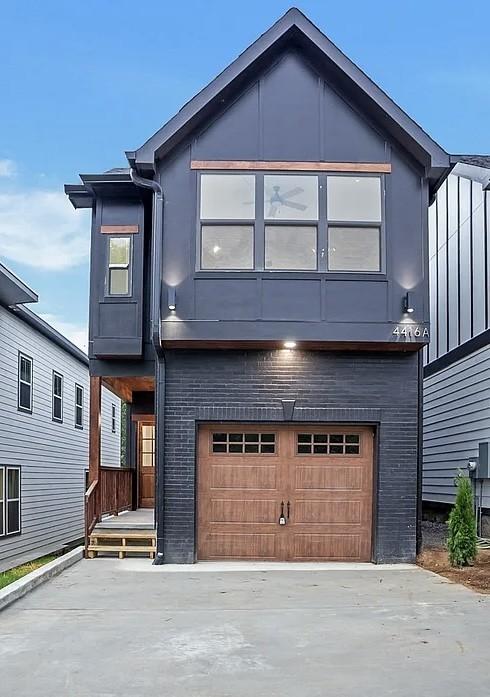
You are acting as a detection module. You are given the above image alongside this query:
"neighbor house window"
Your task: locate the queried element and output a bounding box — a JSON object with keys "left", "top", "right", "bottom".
{"left": 0, "top": 466, "right": 21, "bottom": 537}
{"left": 198, "top": 172, "right": 384, "bottom": 273}
{"left": 18, "top": 353, "right": 33, "bottom": 413}
{"left": 75, "top": 384, "right": 84, "bottom": 429}
{"left": 327, "top": 176, "right": 382, "bottom": 272}
{"left": 52, "top": 371, "right": 63, "bottom": 422}
{"left": 107, "top": 236, "right": 131, "bottom": 295}
{"left": 111, "top": 404, "right": 116, "bottom": 433}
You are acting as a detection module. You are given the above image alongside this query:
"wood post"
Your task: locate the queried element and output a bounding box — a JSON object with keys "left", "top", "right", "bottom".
{"left": 89, "top": 376, "right": 102, "bottom": 486}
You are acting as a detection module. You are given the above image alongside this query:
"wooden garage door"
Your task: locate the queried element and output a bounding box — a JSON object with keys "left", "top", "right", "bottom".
{"left": 198, "top": 424, "right": 374, "bottom": 561}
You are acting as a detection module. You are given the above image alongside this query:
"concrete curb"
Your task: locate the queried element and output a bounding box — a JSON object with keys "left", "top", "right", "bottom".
{"left": 0, "top": 546, "right": 83, "bottom": 612}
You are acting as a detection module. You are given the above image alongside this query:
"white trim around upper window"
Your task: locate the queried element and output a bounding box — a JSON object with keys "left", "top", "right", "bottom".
{"left": 0, "top": 465, "right": 21, "bottom": 537}
{"left": 17, "top": 352, "right": 33, "bottom": 413}
{"left": 75, "top": 383, "right": 84, "bottom": 430}
{"left": 52, "top": 371, "right": 64, "bottom": 423}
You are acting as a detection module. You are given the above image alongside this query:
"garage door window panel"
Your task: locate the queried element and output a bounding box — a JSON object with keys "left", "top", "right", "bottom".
{"left": 297, "top": 433, "right": 360, "bottom": 455}
{"left": 212, "top": 432, "right": 276, "bottom": 455}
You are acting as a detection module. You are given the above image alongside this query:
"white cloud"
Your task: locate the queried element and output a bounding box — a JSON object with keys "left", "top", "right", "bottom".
{"left": 39, "top": 313, "right": 88, "bottom": 354}
{"left": 0, "top": 190, "right": 90, "bottom": 270}
{"left": 0, "top": 159, "right": 16, "bottom": 177}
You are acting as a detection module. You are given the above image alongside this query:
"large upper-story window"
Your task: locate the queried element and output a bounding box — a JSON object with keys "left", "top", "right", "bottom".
{"left": 264, "top": 175, "right": 318, "bottom": 270}
{"left": 198, "top": 173, "right": 383, "bottom": 273}
{"left": 200, "top": 174, "right": 255, "bottom": 269}
{"left": 327, "top": 176, "right": 382, "bottom": 272}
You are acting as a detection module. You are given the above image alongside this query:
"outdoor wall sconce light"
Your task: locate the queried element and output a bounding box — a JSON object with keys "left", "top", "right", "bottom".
{"left": 284, "top": 341, "right": 297, "bottom": 349}
{"left": 403, "top": 292, "right": 414, "bottom": 314}
{"left": 168, "top": 287, "right": 176, "bottom": 311}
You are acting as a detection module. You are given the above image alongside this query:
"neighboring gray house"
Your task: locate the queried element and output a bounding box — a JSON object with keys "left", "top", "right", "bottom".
{"left": 423, "top": 156, "right": 490, "bottom": 510}
{"left": 0, "top": 263, "right": 121, "bottom": 572}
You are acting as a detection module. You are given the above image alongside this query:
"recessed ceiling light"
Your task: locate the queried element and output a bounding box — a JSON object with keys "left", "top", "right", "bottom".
{"left": 284, "top": 341, "right": 297, "bottom": 349}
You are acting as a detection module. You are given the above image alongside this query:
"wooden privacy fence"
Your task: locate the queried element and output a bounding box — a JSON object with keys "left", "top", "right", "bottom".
{"left": 84, "top": 467, "right": 134, "bottom": 553}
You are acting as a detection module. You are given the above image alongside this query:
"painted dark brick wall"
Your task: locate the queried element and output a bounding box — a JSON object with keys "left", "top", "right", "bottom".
{"left": 162, "top": 349, "right": 419, "bottom": 563}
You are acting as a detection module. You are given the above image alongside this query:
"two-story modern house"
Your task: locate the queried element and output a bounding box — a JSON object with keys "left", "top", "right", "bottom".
{"left": 66, "top": 9, "right": 451, "bottom": 564}
{"left": 0, "top": 262, "right": 122, "bottom": 572}
{"left": 423, "top": 156, "right": 490, "bottom": 520}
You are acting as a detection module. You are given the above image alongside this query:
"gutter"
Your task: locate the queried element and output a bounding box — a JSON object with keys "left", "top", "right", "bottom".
{"left": 129, "top": 168, "right": 164, "bottom": 355}
{"left": 129, "top": 168, "right": 166, "bottom": 565}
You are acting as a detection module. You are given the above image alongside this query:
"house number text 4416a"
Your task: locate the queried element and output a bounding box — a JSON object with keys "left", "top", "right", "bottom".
{"left": 392, "top": 325, "right": 429, "bottom": 338}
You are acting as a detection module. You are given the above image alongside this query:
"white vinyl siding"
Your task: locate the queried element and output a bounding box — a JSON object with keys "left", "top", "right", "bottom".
{"left": 423, "top": 345, "right": 490, "bottom": 507}
{"left": 101, "top": 397, "right": 121, "bottom": 467}
{"left": 0, "top": 305, "right": 121, "bottom": 572}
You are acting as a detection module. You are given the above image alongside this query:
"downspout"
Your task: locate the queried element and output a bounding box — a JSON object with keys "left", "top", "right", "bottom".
{"left": 416, "top": 350, "right": 424, "bottom": 556}
{"left": 130, "top": 168, "right": 166, "bottom": 565}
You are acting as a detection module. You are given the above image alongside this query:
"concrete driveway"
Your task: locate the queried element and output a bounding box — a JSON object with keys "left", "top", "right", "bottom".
{"left": 1, "top": 559, "right": 489, "bottom": 697}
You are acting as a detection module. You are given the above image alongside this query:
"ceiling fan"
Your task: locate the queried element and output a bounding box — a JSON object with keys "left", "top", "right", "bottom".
{"left": 266, "top": 185, "right": 307, "bottom": 218}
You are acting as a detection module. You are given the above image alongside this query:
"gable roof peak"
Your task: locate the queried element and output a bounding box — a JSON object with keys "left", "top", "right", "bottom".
{"left": 128, "top": 7, "right": 449, "bottom": 191}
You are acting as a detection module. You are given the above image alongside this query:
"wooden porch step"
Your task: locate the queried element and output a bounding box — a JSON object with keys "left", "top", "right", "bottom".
{"left": 90, "top": 531, "right": 156, "bottom": 539}
{"left": 87, "top": 530, "right": 156, "bottom": 559}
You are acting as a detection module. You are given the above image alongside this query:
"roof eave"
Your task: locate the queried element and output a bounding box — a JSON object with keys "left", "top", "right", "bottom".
{"left": 65, "top": 171, "right": 143, "bottom": 208}
{"left": 10, "top": 306, "right": 88, "bottom": 365}
{"left": 0, "top": 263, "right": 38, "bottom": 307}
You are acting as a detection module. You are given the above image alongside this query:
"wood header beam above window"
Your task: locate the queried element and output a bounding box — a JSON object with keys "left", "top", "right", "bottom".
{"left": 100, "top": 225, "right": 139, "bottom": 234}
{"left": 191, "top": 161, "right": 392, "bottom": 173}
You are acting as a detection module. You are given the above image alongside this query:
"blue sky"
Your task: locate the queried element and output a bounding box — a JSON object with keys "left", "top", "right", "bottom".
{"left": 0, "top": 0, "right": 488, "bottom": 350}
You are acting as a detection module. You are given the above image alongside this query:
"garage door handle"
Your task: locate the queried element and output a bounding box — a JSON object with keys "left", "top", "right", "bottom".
{"left": 287, "top": 501, "right": 290, "bottom": 519}
{"left": 279, "top": 501, "right": 286, "bottom": 525}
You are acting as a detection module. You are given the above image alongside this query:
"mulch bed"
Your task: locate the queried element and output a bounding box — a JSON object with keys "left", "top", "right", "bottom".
{"left": 417, "top": 548, "right": 490, "bottom": 594}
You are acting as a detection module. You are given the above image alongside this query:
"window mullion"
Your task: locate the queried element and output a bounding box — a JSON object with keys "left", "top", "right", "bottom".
{"left": 255, "top": 172, "right": 265, "bottom": 270}
{"left": 318, "top": 173, "right": 327, "bottom": 272}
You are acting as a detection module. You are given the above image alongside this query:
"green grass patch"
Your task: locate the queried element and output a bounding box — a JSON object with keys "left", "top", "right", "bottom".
{"left": 0, "top": 554, "right": 58, "bottom": 590}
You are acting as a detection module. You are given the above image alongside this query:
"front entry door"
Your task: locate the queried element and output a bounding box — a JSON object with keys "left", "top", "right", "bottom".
{"left": 138, "top": 420, "right": 155, "bottom": 508}
{"left": 198, "top": 424, "right": 374, "bottom": 561}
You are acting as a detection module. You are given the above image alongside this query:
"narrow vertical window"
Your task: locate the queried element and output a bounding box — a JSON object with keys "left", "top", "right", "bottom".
{"left": 111, "top": 404, "right": 117, "bottom": 433}
{"left": 107, "top": 236, "right": 131, "bottom": 295}
{"left": 0, "top": 466, "right": 21, "bottom": 537}
{"left": 7, "top": 467, "right": 20, "bottom": 534}
{"left": 75, "top": 384, "right": 84, "bottom": 429}
{"left": 0, "top": 468, "right": 4, "bottom": 537}
{"left": 52, "top": 371, "right": 63, "bottom": 422}
{"left": 18, "top": 353, "right": 33, "bottom": 412}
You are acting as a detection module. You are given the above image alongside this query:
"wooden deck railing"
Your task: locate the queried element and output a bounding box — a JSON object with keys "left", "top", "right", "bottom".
{"left": 99, "top": 467, "right": 133, "bottom": 517}
{"left": 84, "top": 467, "right": 135, "bottom": 554}
{"left": 85, "top": 480, "right": 99, "bottom": 546}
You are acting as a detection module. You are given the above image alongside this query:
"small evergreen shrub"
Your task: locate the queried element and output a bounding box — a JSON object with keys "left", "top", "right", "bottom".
{"left": 447, "top": 474, "right": 477, "bottom": 567}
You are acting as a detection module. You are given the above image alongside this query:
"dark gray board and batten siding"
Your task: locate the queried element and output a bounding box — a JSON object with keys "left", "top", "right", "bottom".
{"left": 157, "top": 51, "right": 429, "bottom": 346}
